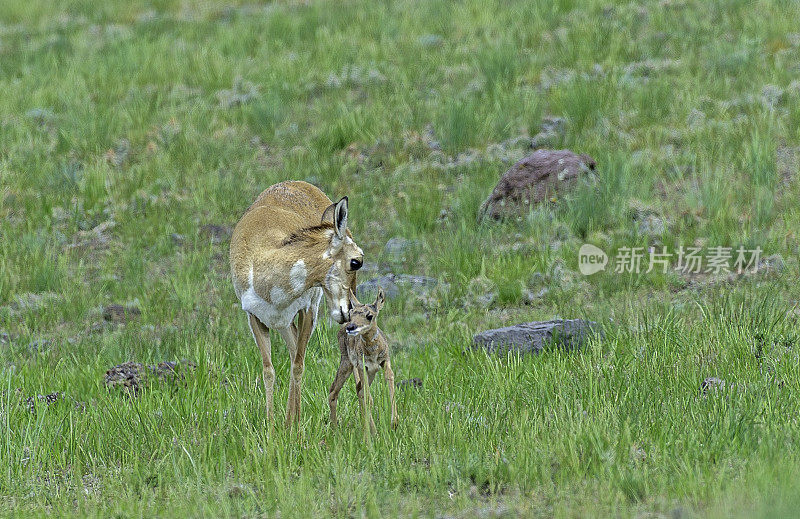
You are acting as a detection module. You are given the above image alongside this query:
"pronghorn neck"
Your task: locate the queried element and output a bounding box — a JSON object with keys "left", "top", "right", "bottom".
{"left": 279, "top": 223, "right": 338, "bottom": 288}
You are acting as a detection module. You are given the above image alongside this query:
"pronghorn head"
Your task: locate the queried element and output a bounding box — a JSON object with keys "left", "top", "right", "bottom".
{"left": 319, "top": 197, "right": 363, "bottom": 324}
{"left": 344, "top": 288, "right": 385, "bottom": 337}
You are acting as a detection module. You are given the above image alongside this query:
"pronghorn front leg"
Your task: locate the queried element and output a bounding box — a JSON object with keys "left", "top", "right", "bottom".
{"left": 248, "top": 314, "right": 275, "bottom": 421}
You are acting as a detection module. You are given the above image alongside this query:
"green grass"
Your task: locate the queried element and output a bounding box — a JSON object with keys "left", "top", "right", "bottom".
{"left": 2, "top": 0, "right": 800, "bottom": 516}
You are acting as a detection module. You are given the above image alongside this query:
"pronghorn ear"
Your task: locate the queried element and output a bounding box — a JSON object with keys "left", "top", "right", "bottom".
{"left": 321, "top": 203, "right": 336, "bottom": 225}
{"left": 373, "top": 287, "right": 385, "bottom": 311}
{"left": 333, "top": 196, "right": 348, "bottom": 239}
{"left": 348, "top": 288, "right": 360, "bottom": 309}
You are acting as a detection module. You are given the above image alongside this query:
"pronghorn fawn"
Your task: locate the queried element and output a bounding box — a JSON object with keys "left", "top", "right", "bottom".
{"left": 229, "top": 181, "right": 364, "bottom": 425}
{"left": 329, "top": 288, "right": 398, "bottom": 433}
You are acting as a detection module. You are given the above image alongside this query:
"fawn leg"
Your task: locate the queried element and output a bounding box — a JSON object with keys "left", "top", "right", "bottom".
{"left": 328, "top": 357, "right": 352, "bottom": 426}
{"left": 248, "top": 314, "right": 275, "bottom": 421}
{"left": 353, "top": 365, "right": 376, "bottom": 435}
{"left": 383, "top": 359, "right": 398, "bottom": 430}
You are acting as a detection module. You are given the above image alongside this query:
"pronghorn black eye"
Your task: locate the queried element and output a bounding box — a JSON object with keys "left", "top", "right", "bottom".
{"left": 350, "top": 259, "right": 362, "bottom": 271}
{"left": 366, "top": 314, "right": 373, "bottom": 321}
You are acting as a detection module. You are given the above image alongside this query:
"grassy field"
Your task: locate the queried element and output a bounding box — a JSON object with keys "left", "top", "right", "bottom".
{"left": 2, "top": 0, "right": 800, "bottom": 516}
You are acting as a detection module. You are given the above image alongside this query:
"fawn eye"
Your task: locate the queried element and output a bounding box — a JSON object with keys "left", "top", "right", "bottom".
{"left": 366, "top": 314, "right": 373, "bottom": 321}
{"left": 350, "top": 259, "right": 362, "bottom": 271}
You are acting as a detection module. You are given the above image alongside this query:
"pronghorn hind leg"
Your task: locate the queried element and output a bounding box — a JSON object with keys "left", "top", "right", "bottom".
{"left": 248, "top": 313, "right": 275, "bottom": 421}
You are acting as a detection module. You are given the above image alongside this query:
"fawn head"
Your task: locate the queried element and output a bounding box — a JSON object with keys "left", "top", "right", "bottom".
{"left": 344, "top": 288, "right": 385, "bottom": 337}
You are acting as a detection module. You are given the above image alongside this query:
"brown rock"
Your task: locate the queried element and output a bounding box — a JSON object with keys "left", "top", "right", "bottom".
{"left": 479, "top": 149, "right": 596, "bottom": 220}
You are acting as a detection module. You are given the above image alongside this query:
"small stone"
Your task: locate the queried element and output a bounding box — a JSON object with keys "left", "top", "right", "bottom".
{"left": 103, "top": 304, "right": 142, "bottom": 324}
{"left": 418, "top": 34, "right": 444, "bottom": 48}
{"left": 466, "top": 276, "right": 497, "bottom": 307}
{"left": 104, "top": 359, "right": 197, "bottom": 394}
{"left": 170, "top": 233, "right": 186, "bottom": 245}
{"left": 199, "top": 224, "right": 232, "bottom": 244}
{"left": 25, "top": 108, "right": 56, "bottom": 126}
{"left": 761, "top": 84, "right": 784, "bottom": 109}
{"left": 699, "top": 377, "right": 725, "bottom": 394}
{"left": 540, "top": 116, "right": 566, "bottom": 136}
{"left": 11, "top": 292, "right": 60, "bottom": 312}
{"left": 228, "top": 484, "right": 248, "bottom": 498}
{"left": 216, "top": 77, "right": 259, "bottom": 108}
{"left": 757, "top": 254, "right": 785, "bottom": 275}
{"left": 28, "top": 339, "right": 52, "bottom": 352}
{"left": 24, "top": 392, "right": 62, "bottom": 414}
{"left": 399, "top": 378, "right": 423, "bottom": 390}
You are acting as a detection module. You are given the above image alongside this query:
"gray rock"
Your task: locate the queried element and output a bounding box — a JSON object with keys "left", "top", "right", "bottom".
{"left": 357, "top": 273, "right": 439, "bottom": 300}
{"left": 472, "top": 319, "right": 600, "bottom": 355}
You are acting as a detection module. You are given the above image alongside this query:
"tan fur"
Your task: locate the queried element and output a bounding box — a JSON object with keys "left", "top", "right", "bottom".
{"left": 230, "top": 181, "right": 364, "bottom": 425}
{"left": 328, "top": 288, "right": 397, "bottom": 433}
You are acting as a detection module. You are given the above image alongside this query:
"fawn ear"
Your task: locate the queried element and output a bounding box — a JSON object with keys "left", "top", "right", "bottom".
{"left": 348, "top": 288, "right": 360, "bottom": 309}
{"left": 373, "top": 287, "right": 385, "bottom": 311}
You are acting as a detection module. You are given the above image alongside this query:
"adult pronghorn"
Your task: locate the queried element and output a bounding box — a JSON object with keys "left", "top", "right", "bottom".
{"left": 230, "top": 181, "right": 363, "bottom": 425}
